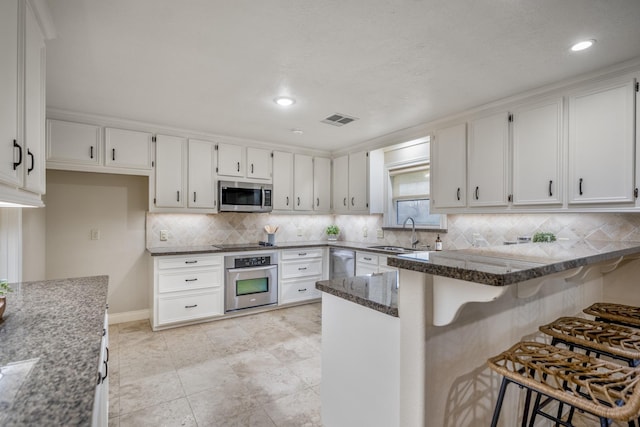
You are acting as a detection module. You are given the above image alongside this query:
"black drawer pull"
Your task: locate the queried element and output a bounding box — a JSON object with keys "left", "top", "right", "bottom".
{"left": 364, "top": 257, "right": 372, "bottom": 261}
{"left": 298, "top": 267, "right": 307, "bottom": 271}
{"left": 185, "top": 278, "right": 198, "bottom": 282}
{"left": 185, "top": 260, "right": 198, "bottom": 264}
{"left": 298, "top": 252, "right": 307, "bottom": 256}
{"left": 185, "top": 304, "right": 198, "bottom": 308}
{"left": 298, "top": 288, "right": 307, "bottom": 292}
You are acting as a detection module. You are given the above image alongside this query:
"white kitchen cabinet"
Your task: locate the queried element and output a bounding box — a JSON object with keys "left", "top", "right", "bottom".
{"left": 187, "top": 139, "right": 216, "bottom": 209}
{"left": 467, "top": 112, "right": 510, "bottom": 207}
{"left": 154, "top": 134, "right": 187, "bottom": 208}
{"left": 356, "top": 252, "right": 379, "bottom": 276}
{"left": 313, "top": 156, "right": 331, "bottom": 212}
{"left": 332, "top": 155, "right": 349, "bottom": 213}
{"left": 22, "top": 1, "right": 46, "bottom": 195}
{"left": 247, "top": 147, "right": 272, "bottom": 180}
{"left": 104, "top": 127, "right": 153, "bottom": 170}
{"left": 431, "top": 123, "right": 467, "bottom": 209}
{"left": 272, "top": 151, "right": 293, "bottom": 210}
{"left": 332, "top": 152, "right": 369, "bottom": 213}
{"left": 216, "top": 143, "right": 244, "bottom": 177}
{"left": 280, "top": 248, "right": 324, "bottom": 304}
{"left": 568, "top": 78, "right": 636, "bottom": 204}
{"left": 92, "top": 310, "right": 109, "bottom": 427}
{"left": 294, "top": 154, "right": 313, "bottom": 211}
{"left": 46, "top": 119, "right": 102, "bottom": 166}
{"left": 152, "top": 254, "right": 224, "bottom": 330}
{"left": 512, "top": 98, "right": 563, "bottom": 206}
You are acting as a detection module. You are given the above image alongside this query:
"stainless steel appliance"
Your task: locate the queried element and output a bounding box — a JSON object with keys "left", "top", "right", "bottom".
{"left": 225, "top": 252, "right": 278, "bottom": 312}
{"left": 219, "top": 180, "right": 273, "bottom": 212}
{"left": 329, "top": 248, "right": 355, "bottom": 279}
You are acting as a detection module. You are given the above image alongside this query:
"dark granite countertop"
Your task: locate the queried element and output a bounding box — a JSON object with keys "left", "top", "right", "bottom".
{"left": 0, "top": 276, "right": 109, "bottom": 426}
{"left": 388, "top": 240, "right": 640, "bottom": 286}
{"left": 316, "top": 272, "right": 399, "bottom": 317}
{"left": 147, "top": 240, "right": 413, "bottom": 256}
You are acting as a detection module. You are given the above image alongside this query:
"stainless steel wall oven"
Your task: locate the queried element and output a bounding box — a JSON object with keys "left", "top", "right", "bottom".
{"left": 225, "top": 253, "right": 278, "bottom": 312}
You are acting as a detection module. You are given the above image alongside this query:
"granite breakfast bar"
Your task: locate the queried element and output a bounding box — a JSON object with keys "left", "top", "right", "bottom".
{"left": 316, "top": 240, "right": 640, "bottom": 427}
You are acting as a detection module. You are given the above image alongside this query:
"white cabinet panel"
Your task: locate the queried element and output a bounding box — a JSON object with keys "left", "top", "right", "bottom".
{"left": 468, "top": 112, "right": 509, "bottom": 207}
{"left": 281, "top": 248, "right": 324, "bottom": 260}
{"left": 512, "top": 99, "right": 563, "bottom": 205}
{"left": 294, "top": 154, "right": 313, "bottom": 211}
{"left": 281, "top": 278, "right": 322, "bottom": 303}
{"left": 188, "top": 139, "right": 216, "bottom": 209}
{"left": 247, "top": 147, "right": 271, "bottom": 180}
{"left": 0, "top": 0, "right": 19, "bottom": 187}
{"left": 158, "top": 268, "right": 222, "bottom": 293}
{"left": 272, "top": 151, "right": 293, "bottom": 210}
{"left": 46, "top": 119, "right": 102, "bottom": 166}
{"left": 568, "top": 78, "right": 636, "bottom": 204}
{"left": 158, "top": 254, "right": 221, "bottom": 269}
{"left": 104, "top": 128, "right": 153, "bottom": 170}
{"left": 216, "top": 143, "right": 244, "bottom": 177}
{"left": 332, "top": 155, "right": 349, "bottom": 213}
{"left": 281, "top": 259, "right": 323, "bottom": 279}
{"left": 158, "top": 290, "right": 224, "bottom": 325}
{"left": 348, "top": 151, "right": 369, "bottom": 212}
{"left": 313, "top": 157, "right": 331, "bottom": 212}
{"left": 155, "top": 134, "right": 187, "bottom": 208}
{"left": 431, "top": 123, "right": 466, "bottom": 209}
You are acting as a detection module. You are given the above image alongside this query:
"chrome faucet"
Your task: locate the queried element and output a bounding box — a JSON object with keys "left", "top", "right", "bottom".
{"left": 403, "top": 217, "right": 419, "bottom": 248}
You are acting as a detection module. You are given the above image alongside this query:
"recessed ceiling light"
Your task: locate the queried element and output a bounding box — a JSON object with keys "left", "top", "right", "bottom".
{"left": 274, "top": 96, "right": 295, "bottom": 107}
{"left": 291, "top": 129, "right": 303, "bottom": 135}
{"left": 571, "top": 39, "right": 596, "bottom": 52}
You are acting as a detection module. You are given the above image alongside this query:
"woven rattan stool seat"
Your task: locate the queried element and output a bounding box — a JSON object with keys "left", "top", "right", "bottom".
{"left": 540, "top": 316, "right": 640, "bottom": 365}
{"left": 584, "top": 302, "right": 640, "bottom": 328}
{"left": 487, "top": 341, "right": 640, "bottom": 424}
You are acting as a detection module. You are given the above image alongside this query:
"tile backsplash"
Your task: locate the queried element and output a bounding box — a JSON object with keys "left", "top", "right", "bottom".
{"left": 147, "top": 212, "right": 640, "bottom": 250}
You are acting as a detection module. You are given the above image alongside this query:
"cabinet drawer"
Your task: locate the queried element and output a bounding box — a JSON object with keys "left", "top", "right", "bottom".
{"left": 357, "top": 252, "right": 379, "bottom": 265}
{"left": 281, "top": 248, "right": 324, "bottom": 260}
{"left": 157, "top": 290, "right": 223, "bottom": 325}
{"left": 281, "top": 259, "right": 323, "bottom": 279}
{"left": 281, "top": 278, "right": 322, "bottom": 304}
{"left": 158, "top": 268, "right": 222, "bottom": 293}
{"left": 158, "top": 254, "right": 221, "bottom": 270}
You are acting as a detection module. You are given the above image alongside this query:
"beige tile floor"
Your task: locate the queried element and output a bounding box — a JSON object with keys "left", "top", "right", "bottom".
{"left": 108, "top": 303, "right": 322, "bottom": 427}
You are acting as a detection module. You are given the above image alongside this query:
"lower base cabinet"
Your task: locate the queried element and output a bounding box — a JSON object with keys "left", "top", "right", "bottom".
{"left": 280, "top": 248, "right": 325, "bottom": 304}
{"left": 92, "top": 310, "right": 109, "bottom": 427}
{"left": 152, "top": 254, "right": 224, "bottom": 330}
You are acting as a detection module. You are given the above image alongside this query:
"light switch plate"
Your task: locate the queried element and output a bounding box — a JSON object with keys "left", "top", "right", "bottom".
{"left": 160, "top": 230, "right": 168, "bottom": 241}
{"left": 90, "top": 229, "right": 100, "bottom": 240}
{"left": 377, "top": 228, "right": 384, "bottom": 238}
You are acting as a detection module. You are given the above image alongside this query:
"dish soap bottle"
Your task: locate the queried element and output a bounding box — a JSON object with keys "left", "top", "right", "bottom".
{"left": 435, "top": 234, "right": 443, "bottom": 251}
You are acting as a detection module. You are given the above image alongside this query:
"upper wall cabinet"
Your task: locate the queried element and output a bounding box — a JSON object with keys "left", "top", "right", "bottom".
{"left": 313, "top": 156, "right": 331, "bottom": 212}
{"left": 467, "top": 112, "right": 510, "bottom": 207}
{"left": 511, "top": 98, "right": 563, "bottom": 206}
{"left": 0, "top": 0, "right": 47, "bottom": 204}
{"left": 47, "top": 119, "right": 102, "bottom": 167}
{"left": 104, "top": 127, "right": 153, "bottom": 170}
{"left": 272, "top": 151, "right": 293, "bottom": 210}
{"left": 187, "top": 139, "right": 216, "bottom": 209}
{"left": 431, "top": 123, "right": 467, "bottom": 209}
{"left": 216, "top": 143, "right": 271, "bottom": 181}
{"left": 272, "top": 152, "right": 330, "bottom": 213}
{"left": 332, "top": 151, "right": 369, "bottom": 214}
{"left": 294, "top": 154, "right": 314, "bottom": 211}
{"left": 568, "top": 78, "right": 636, "bottom": 205}
{"left": 155, "top": 135, "right": 187, "bottom": 209}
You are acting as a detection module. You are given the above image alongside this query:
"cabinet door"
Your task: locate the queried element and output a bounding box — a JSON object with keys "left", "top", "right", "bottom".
{"left": 294, "top": 154, "right": 313, "bottom": 211}
{"left": 104, "top": 128, "right": 153, "bottom": 170}
{"left": 247, "top": 147, "right": 272, "bottom": 180}
{"left": 272, "top": 151, "right": 293, "bottom": 210}
{"left": 348, "top": 151, "right": 369, "bottom": 212}
{"left": 216, "top": 143, "right": 243, "bottom": 177}
{"left": 313, "top": 157, "right": 331, "bottom": 212}
{"left": 512, "top": 99, "right": 563, "bottom": 205}
{"left": 332, "top": 155, "right": 349, "bottom": 213}
{"left": 568, "top": 78, "right": 636, "bottom": 204}
{"left": 155, "top": 135, "right": 187, "bottom": 208}
{"left": 188, "top": 139, "right": 216, "bottom": 209}
{"left": 46, "top": 119, "right": 102, "bottom": 166}
{"left": 468, "top": 112, "right": 509, "bottom": 207}
{"left": 23, "top": 1, "right": 46, "bottom": 194}
{"left": 0, "top": 0, "right": 20, "bottom": 187}
{"left": 431, "top": 123, "right": 466, "bottom": 209}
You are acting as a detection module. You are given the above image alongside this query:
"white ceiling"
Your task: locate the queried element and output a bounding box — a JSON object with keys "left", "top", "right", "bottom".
{"left": 44, "top": 0, "right": 640, "bottom": 152}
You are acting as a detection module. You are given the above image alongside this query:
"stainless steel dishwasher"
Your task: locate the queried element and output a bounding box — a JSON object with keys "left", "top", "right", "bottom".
{"left": 329, "top": 248, "right": 355, "bottom": 279}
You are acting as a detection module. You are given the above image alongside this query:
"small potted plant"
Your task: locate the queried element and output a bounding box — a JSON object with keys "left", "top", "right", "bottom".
{"left": 533, "top": 232, "right": 556, "bottom": 243}
{"left": 326, "top": 225, "right": 340, "bottom": 241}
{"left": 0, "top": 279, "right": 12, "bottom": 321}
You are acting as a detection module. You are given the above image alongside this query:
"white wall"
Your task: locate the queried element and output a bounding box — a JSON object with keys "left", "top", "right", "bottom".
{"left": 45, "top": 170, "right": 149, "bottom": 314}
{"left": 22, "top": 206, "right": 46, "bottom": 281}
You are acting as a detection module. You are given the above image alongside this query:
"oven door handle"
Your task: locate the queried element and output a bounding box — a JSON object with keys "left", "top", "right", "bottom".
{"left": 227, "top": 265, "right": 276, "bottom": 274}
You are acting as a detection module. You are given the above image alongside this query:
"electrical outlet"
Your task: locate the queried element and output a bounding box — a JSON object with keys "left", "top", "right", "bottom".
{"left": 297, "top": 228, "right": 303, "bottom": 237}
{"left": 160, "top": 230, "right": 168, "bottom": 241}
{"left": 377, "top": 228, "right": 384, "bottom": 238}
{"left": 90, "top": 229, "right": 100, "bottom": 240}
{"left": 362, "top": 226, "right": 368, "bottom": 238}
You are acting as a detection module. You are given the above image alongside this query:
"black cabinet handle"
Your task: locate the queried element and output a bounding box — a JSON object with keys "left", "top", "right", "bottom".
{"left": 364, "top": 257, "right": 372, "bottom": 261}
{"left": 112, "top": 148, "right": 116, "bottom": 161}
{"left": 298, "top": 267, "right": 307, "bottom": 271}
{"left": 286, "top": 196, "right": 289, "bottom": 206}
{"left": 316, "top": 197, "right": 319, "bottom": 207}
{"left": 298, "top": 252, "right": 307, "bottom": 256}
{"left": 297, "top": 197, "right": 300, "bottom": 206}
{"left": 236, "top": 162, "right": 240, "bottom": 172}
{"left": 298, "top": 288, "right": 307, "bottom": 292}
{"left": 185, "top": 260, "right": 198, "bottom": 264}
{"left": 185, "top": 278, "right": 198, "bottom": 282}
{"left": 549, "top": 180, "right": 553, "bottom": 197}
{"left": 102, "top": 360, "right": 108, "bottom": 381}
{"left": 456, "top": 187, "right": 460, "bottom": 201}
{"left": 251, "top": 163, "right": 254, "bottom": 174}
{"left": 579, "top": 178, "right": 583, "bottom": 196}
{"left": 27, "top": 149, "right": 34, "bottom": 174}
{"left": 475, "top": 186, "right": 479, "bottom": 200}
{"left": 343, "top": 197, "right": 347, "bottom": 206}
{"left": 351, "top": 197, "right": 355, "bottom": 206}
{"left": 177, "top": 191, "right": 180, "bottom": 202}
{"left": 185, "top": 304, "right": 198, "bottom": 308}
{"left": 13, "top": 140, "right": 22, "bottom": 170}
{"left": 193, "top": 192, "right": 197, "bottom": 203}
{"left": 90, "top": 146, "right": 94, "bottom": 159}
{"left": 106, "top": 347, "right": 109, "bottom": 362}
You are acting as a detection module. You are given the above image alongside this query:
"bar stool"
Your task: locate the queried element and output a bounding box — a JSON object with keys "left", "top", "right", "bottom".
{"left": 487, "top": 341, "right": 640, "bottom": 427}
{"left": 539, "top": 316, "right": 640, "bottom": 367}
{"left": 584, "top": 302, "right": 640, "bottom": 329}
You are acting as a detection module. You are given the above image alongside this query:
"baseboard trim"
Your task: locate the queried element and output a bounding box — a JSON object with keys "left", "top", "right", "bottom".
{"left": 108, "top": 309, "right": 150, "bottom": 325}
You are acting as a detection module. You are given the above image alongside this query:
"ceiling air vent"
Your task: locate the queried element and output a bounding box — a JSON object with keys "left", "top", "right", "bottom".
{"left": 321, "top": 113, "right": 359, "bottom": 127}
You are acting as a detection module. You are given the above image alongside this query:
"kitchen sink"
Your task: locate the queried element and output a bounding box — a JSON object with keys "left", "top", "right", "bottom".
{"left": 367, "top": 245, "right": 415, "bottom": 253}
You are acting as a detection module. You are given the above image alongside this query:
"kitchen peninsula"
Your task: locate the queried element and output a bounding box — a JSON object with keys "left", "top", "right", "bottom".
{"left": 317, "top": 240, "right": 640, "bottom": 427}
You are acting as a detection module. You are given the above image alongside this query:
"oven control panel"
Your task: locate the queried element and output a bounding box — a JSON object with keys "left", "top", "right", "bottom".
{"left": 234, "top": 255, "right": 272, "bottom": 268}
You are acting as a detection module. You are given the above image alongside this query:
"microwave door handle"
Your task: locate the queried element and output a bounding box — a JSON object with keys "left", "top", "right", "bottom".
{"left": 228, "top": 265, "right": 276, "bottom": 274}
{"left": 261, "top": 188, "right": 266, "bottom": 210}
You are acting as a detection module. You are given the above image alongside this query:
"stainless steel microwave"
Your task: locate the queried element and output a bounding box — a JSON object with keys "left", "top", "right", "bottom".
{"left": 219, "top": 181, "right": 273, "bottom": 212}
